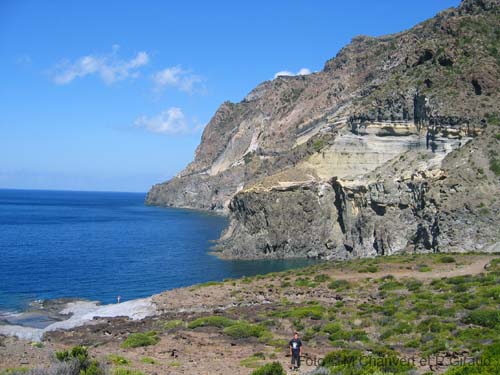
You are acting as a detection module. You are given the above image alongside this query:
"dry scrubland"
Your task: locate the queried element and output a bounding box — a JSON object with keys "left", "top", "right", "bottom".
{"left": 1, "top": 253, "right": 500, "bottom": 374}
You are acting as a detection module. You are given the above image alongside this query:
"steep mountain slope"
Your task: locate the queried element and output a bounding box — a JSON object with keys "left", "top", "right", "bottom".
{"left": 147, "top": 0, "right": 500, "bottom": 259}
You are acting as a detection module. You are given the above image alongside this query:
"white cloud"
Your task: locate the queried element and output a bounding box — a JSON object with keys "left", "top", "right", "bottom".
{"left": 273, "top": 67, "right": 311, "bottom": 79}
{"left": 152, "top": 66, "right": 203, "bottom": 93}
{"left": 134, "top": 107, "right": 203, "bottom": 135}
{"left": 51, "top": 45, "right": 149, "bottom": 85}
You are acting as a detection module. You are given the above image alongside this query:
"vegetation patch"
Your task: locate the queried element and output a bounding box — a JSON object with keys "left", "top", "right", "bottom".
{"left": 490, "top": 158, "right": 500, "bottom": 176}
{"left": 140, "top": 357, "right": 158, "bottom": 365}
{"left": 328, "top": 279, "right": 351, "bottom": 290}
{"left": 438, "top": 255, "right": 456, "bottom": 263}
{"left": 187, "top": 316, "right": 236, "bottom": 329}
{"left": 114, "top": 369, "right": 146, "bottom": 375}
{"left": 273, "top": 304, "right": 325, "bottom": 320}
{"left": 250, "top": 361, "right": 285, "bottom": 375}
{"left": 121, "top": 331, "right": 159, "bottom": 348}
{"left": 359, "top": 265, "right": 379, "bottom": 273}
{"left": 55, "top": 346, "right": 105, "bottom": 375}
{"left": 463, "top": 309, "right": 500, "bottom": 328}
{"left": 322, "top": 349, "right": 415, "bottom": 375}
{"left": 163, "top": 319, "right": 184, "bottom": 330}
{"left": 223, "top": 321, "right": 271, "bottom": 339}
{"left": 107, "top": 354, "right": 130, "bottom": 366}
{"left": 240, "top": 352, "right": 266, "bottom": 368}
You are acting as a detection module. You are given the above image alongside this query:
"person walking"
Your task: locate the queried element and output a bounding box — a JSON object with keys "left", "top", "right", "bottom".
{"left": 289, "top": 331, "right": 302, "bottom": 371}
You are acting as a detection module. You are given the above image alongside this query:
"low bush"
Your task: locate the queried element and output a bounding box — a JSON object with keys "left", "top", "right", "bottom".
{"left": 240, "top": 353, "right": 266, "bottom": 368}
{"left": 328, "top": 279, "right": 351, "bottom": 290}
{"left": 322, "top": 348, "right": 415, "bottom": 374}
{"left": 140, "top": 357, "right": 158, "bottom": 364}
{"left": 187, "top": 316, "right": 236, "bottom": 329}
{"left": 404, "top": 279, "right": 423, "bottom": 291}
{"left": 294, "top": 277, "right": 317, "bottom": 288}
{"left": 275, "top": 305, "right": 325, "bottom": 320}
{"left": 417, "top": 264, "right": 432, "bottom": 272}
{"left": 250, "top": 361, "right": 285, "bottom": 375}
{"left": 121, "top": 331, "right": 159, "bottom": 348}
{"left": 380, "top": 322, "right": 413, "bottom": 339}
{"left": 439, "top": 255, "right": 456, "bottom": 263}
{"left": 443, "top": 342, "right": 500, "bottom": 374}
{"left": 114, "top": 369, "right": 146, "bottom": 375}
{"left": 223, "top": 322, "right": 270, "bottom": 339}
{"left": 55, "top": 346, "right": 106, "bottom": 375}
{"left": 314, "top": 274, "right": 331, "bottom": 282}
{"left": 107, "top": 354, "right": 130, "bottom": 365}
{"left": 163, "top": 319, "right": 184, "bottom": 330}
{"left": 379, "top": 280, "right": 404, "bottom": 291}
{"left": 359, "top": 265, "right": 379, "bottom": 273}
{"left": 463, "top": 309, "right": 500, "bottom": 328}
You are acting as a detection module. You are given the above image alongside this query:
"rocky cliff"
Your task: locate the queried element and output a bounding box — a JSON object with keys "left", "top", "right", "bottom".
{"left": 147, "top": 0, "right": 500, "bottom": 259}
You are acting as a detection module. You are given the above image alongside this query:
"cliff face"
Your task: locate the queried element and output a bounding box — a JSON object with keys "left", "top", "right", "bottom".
{"left": 147, "top": 0, "right": 500, "bottom": 259}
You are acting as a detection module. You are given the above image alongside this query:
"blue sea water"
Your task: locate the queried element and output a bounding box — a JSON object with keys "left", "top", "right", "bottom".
{"left": 0, "top": 189, "right": 315, "bottom": 313}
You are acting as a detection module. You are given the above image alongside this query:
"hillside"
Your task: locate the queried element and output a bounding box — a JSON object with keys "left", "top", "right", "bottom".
{"left": 2, "top": 254, "right": 500, "bottom": 374}
{"left": 147, "top": 0, "right": 500, "bottom": 259}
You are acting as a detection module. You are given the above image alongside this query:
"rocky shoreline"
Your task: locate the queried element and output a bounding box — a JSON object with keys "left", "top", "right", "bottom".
{"left": 1, "top": 253, "right": 499, "bottom": 374}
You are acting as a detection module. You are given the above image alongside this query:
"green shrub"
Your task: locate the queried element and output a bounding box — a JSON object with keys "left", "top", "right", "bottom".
{"left": 486, "top": 112, "right": 500, "bottom": 126}
{"left": 294, "top": 277, "right": 317, "bottom": 288}
{"left": 240, "top": 353, "right": 266, "bottom": 368}
{"left": 381, "top": 322, "right": 413, "bottom": 339}
{"left": 163, "top": 319, "right": 184, "bottom": 330}
{"left": 480, "top": 285, "right": 500, "bottom": 302}
{"left": 417, "top": 318, "right": 444, "bottom": 333}
{"left": 328, "top": 279, "right": 351, "bottom": 290}
{"left": 140, "top": 357, "right": 157, "bottom": 364}
{"left": 276, "top": 305, "right": 325, "bottom": 320}
{"left": 250, "top": 362, "right": 285, "bottom": 375}
{"left": 312, "top": 139, "right": 326, "bottom": 152}
{"left": 121, "top": 331, "right": 159, "bottom": 348}
{"left": 0, "top": 368, "right": 30, "bottom": 375}
{"left": 323, "top": 348, "right": 415, "bottom": 374}
{"left": 443, "top": 342, "right": 500, "bottom": 374}
{"left": 223, "top": 322, "right": 269, "bottom": 339}
{"left": 191, "top": 280, "right": 222, "bottom": 289}
{"left": 439, "top": 255, "right": 456, "bottom": 263}
{"left": 314, "top": 274, "right": 331, "bottom": 282}
{"left": 463, "top": 309, "right": 500, "bottom": 328}
{"left": 404, "top": 279, "right": 423, "bottom": 291}
{"left": 114, "top": 369, "right": 146, "bottom": 375}
{"left": 379, "top": 280, "right": 404, "bottom": 291}
{"left": 55, "top": 345, "right": 89, "bottom": 363}
{"left": 187, "top": 316, "right": 236, "bottom": 329}
{"left": 55, "top": 346, "right": 105, "bottom": 375}
{"left": 490, "top": 158, "right": 500, "bottom": 176}
{"left": 417, "top": 264, "right": 432, "bottom": 272}
{"left": 359, "top": 265, "right": 379, "bottom": 273}
{"left": 107, "top": 354, "right": 130, "bottom": 365}
{"left": 322, "top": 322, "right": 350, "bottom": 341}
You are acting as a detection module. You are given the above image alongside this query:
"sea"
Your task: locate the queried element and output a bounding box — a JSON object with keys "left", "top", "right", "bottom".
{"left": 0, "top": 189, "right": 315, "bottom": 319}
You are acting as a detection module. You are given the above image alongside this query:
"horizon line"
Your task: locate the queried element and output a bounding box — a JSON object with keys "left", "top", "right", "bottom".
{"left": 0, "top": 187, "right": 147, "bottom": 194}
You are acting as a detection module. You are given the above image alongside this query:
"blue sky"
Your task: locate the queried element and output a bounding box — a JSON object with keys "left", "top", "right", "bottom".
{"left": 0, "top": 0, "right": 460, "bottom": 192}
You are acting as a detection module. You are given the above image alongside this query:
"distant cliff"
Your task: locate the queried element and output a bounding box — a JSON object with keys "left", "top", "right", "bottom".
{"left": 147, "top": 0, "right": 500, "bottom": 259}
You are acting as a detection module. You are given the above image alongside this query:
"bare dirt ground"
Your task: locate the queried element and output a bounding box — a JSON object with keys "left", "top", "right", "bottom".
{"left": 0, "top": 254, "right": 496, "bottom": 374}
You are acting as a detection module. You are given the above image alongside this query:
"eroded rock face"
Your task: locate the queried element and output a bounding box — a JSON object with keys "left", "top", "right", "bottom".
{"left": 216, "top": 177, "right": 437, "bottom": 259}
{"left": 217, "top": 125, "right": 500, "bottom": 259}
{"left": 148, "top": 0, "right": 500, "bottom": 259}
